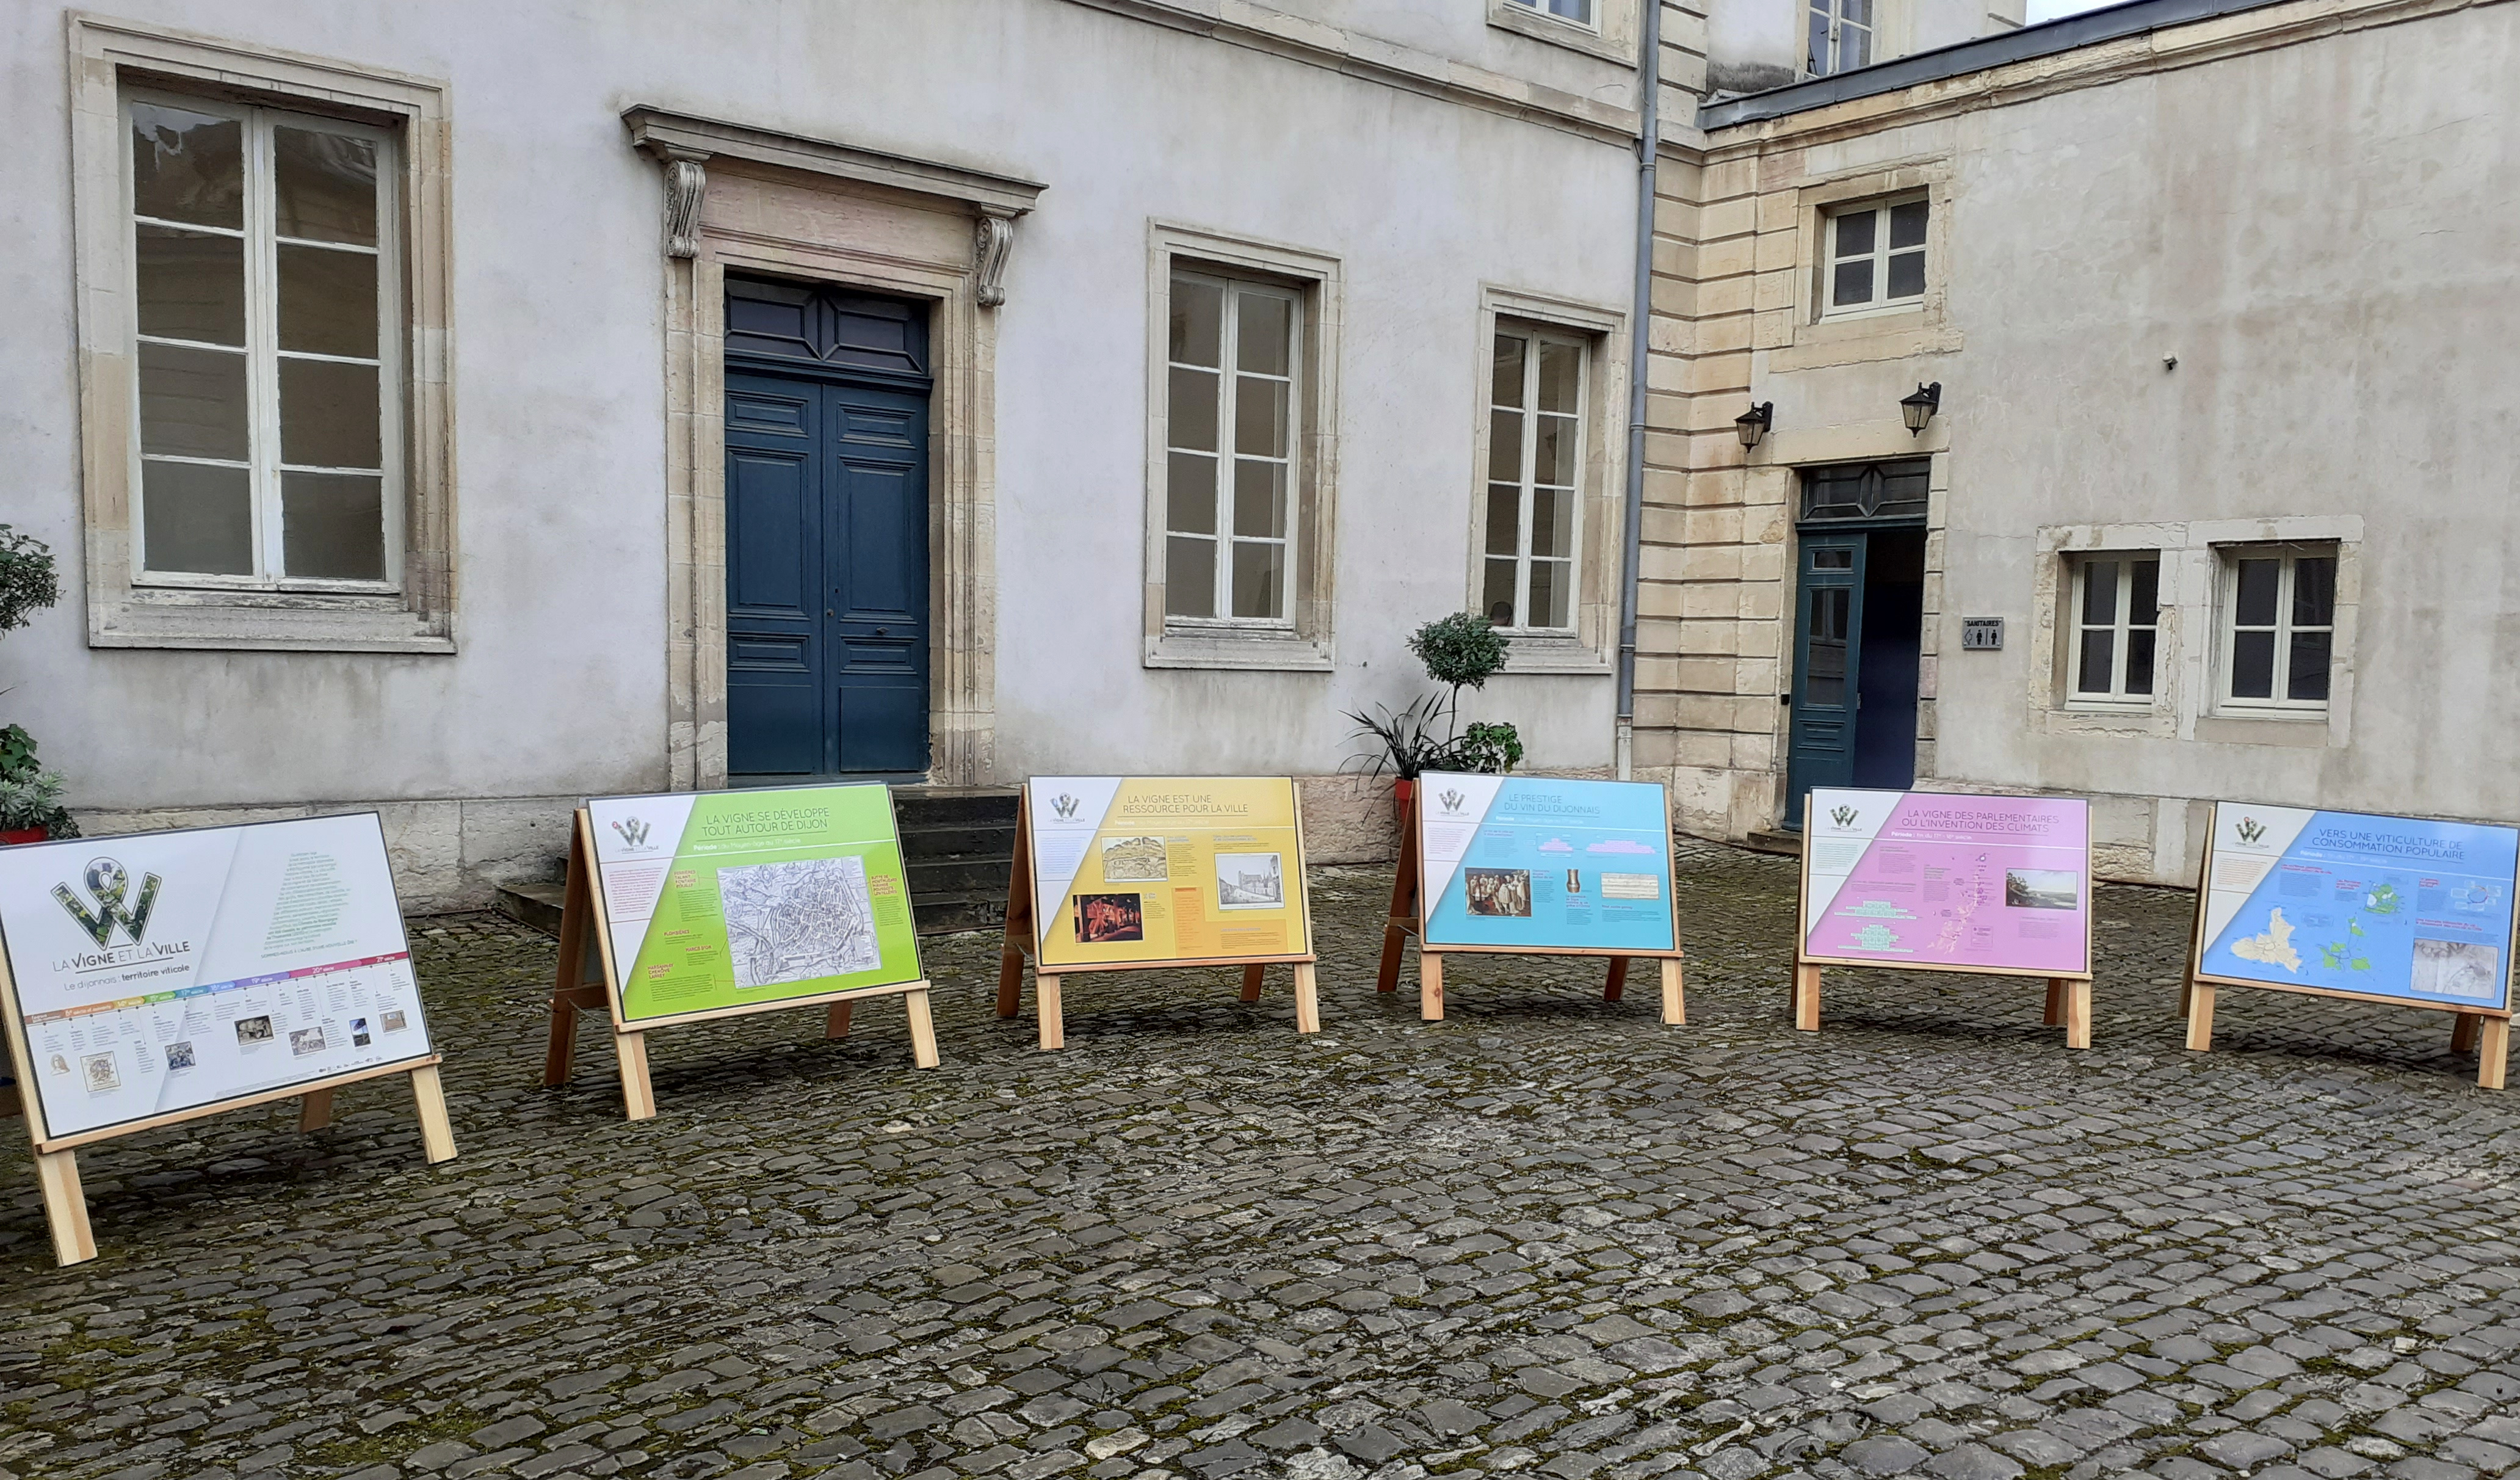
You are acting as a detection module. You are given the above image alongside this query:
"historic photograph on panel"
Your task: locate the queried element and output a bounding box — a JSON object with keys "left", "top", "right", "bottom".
{"left": 718, "top": 855, "right": 882, "bottom": 988}
{"left": 1215, "top": 852, "right": 1284, "bottom": 909}
{"left": 2413, "top": 938, "right": 2504, "bottom": 1001}
{"left": 289, "top": 1027, "right": 328, "bottom": 1057}
{"left": 82, "top": 1051, "right": 120, "bottom": 1094}
{"left": 1466, "top": 868, "right": 1533, "bottom": 918}
{"left": 234, "top": 1015, "right": 274, "bottom": 1046}
{"left": 165, "top": 1041, "right": 196, "bottom": 1072}
{"left": 1075, "top": 893, "right": 1145, "bottom": 943}
{"left": 2005, "top": 869, "right": 2080, "bottom": 910}
{"left": 1099, "top": 835, "right": 1170, "bottom": 883}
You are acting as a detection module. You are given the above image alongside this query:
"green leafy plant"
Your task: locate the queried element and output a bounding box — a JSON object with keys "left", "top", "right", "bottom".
{"left": 1346, "top": 614, "right": 1522, "bottom": 778}
{"left": 0, "top": 524, "right": 60, "bottom": 637}
{"left": 0, "top": 527, "right": 75, "bottom": 839}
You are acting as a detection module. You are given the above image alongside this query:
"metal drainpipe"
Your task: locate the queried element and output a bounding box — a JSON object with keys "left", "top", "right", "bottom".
{"left": 1614, "top": 0, "right": 1663, "bottom": 783}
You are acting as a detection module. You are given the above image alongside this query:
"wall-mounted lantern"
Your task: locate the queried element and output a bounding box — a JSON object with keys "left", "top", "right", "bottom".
{"left": 1900, "top": 381, "right": 1942, "bottom": 435}
{"left": 1734, "top": 401, "right": 1773, "bottom": 450}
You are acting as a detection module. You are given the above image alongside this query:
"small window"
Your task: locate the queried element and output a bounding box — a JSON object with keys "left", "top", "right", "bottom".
{"left": 1164, "top": 270, "right": 1302, "bottom": 624}
{"left": 125, "top": 89, "right": 401, "bottom": 588}
{"left": 1507, "top": 0, "right": 1597, "bottom": 25}
{"left": 1799, "top": 459, "right": 1929, "bottom": 522}
{"left": 1822, "top": 198, "right": 1928, "bottom": 317}
{"left": 2068, "top": 555, "right": 2160, "bottom": 707}
{"left": 1482, "top": 327, "right": 1587, "bottom": 632}
{"left": 2218, "top": 548, "right": 2335, "bottom": 712}
{"left": 1808, "top": 0, "right": 1875, "bottom": 75}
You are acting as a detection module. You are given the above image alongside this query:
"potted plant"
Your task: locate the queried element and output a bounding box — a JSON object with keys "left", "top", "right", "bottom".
{"left": 0, "top": 523, "right": 72, "bottom": 846}
{"left": 1345, "top": 613, "right": 1522, "bottom": 824}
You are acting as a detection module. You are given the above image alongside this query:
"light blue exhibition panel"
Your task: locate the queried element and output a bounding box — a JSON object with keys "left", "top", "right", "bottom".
{"left": 1419, "top": 774, "right": 1678, "bottom": 954}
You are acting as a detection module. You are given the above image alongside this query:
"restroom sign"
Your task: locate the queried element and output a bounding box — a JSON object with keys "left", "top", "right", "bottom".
{"left": 1961, "top": 617, "right": 2004, "bottom": 651}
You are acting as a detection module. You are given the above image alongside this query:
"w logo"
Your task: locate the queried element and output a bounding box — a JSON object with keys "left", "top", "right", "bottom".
{"left": 2236, "top": 816, "right": 2265, "bottom": 845}
{"left": 1830, "top": 805, "right": 1858, "bottom": 828}
{"left": 612, "top": 817, "right": 652, "bottom": 848}
{"left": 54, "top": 858, "right": 162, "bottom": 948}
{"left": 1439, "top": 789, "right": 1465, "bottom": 813}
{"left": 1051, "top": 794, "right": 1080, "bottom": 820}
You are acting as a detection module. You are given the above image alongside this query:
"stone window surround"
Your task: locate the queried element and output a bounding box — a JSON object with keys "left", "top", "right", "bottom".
{"left": 1142, "top": 222, "right": 1343, "bottom": 673}
{"left": 68, "top": 13, "right": 456, "bottom": 653}
{"left": 2029, "top": 516, "right": 2361, "bottom": 751}
{"left": 1765, "top": 160, "right": 1963, "bottom": 374}
{"left": 1468, "top": 285, "right": 1631, "bottom": 676}
{"left": 1487, "top": 0, "right": 1643, "bottom": 66}
{"left": 629, "top": 106, "right": 1045, "bottom": 790}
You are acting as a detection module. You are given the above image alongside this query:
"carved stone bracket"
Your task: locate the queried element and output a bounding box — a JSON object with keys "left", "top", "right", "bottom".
{"left": 658, "top": 148, "right": 708, "bottom": 259}
{"left": 973, "top": 212, "right": 1017, "bottom": 309}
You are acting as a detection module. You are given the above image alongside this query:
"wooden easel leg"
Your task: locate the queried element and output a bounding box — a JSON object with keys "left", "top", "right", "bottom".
{"left": 2043, "top": 979, "right": 2065, "bottom": 1026}
{"left": 2478, "top": 1017, "right": 2510, "bottom": 1090}
{"left": 1293, "top": 963, "right": 1321, "bottom": 1034}
{"left": 2184, "top": 981, "right": 2215, "bottom": 1053}
{"left": 2064, "top": 979, "right": 2092, "bottom": 1050}
{"left": 297, "top": 1086, "right": 335, "bottom": 1133}
{"left": 1421, "top": 953, "right": 1445, "bottom": 1022}
{"left": 905, "top": 988, "right": 941, "bottom": 1069}
{"left": 1792, "top": 962, "right": 1821, "bottom": 1032}
{"left": 1660, "top": 957, "right": 1685, "bottom": 1026}
{"left": 2175, "top": 973, "right": 2193, "bottom": 1019}
{"left": 408, "top": 1065, "right": 458, "bottom": 1163}
{"left": 35, "top": 1150, "right": 96, "bottom": 1267}
{"left": 1240, "top": 963, "right": 1265, "bottom": 1003}
{"left": 1604, "top": 956, "right": 1628, "bottom": 1003}
{"left": 1375, "top": 920, "right": 1406, "bottom": 994}
{"left": 543, "top": 992, "right": 581, "bottom": 1087}
{"left": 1037, "top": 976, "right": 1065, "bottom": 1052}
{"left": 615, "top": 1031, "right": 657, "bottom": 1120}
{"left": 546, "top": 829, "right": 595, "bottom": 1086}
{"left": 2453, "top": 1012, "right": 2482, "bottom": 1055}
{"left": 827, "top": 1001, "right": 853, "bottom": 1039}
{"left": 996, "top": 946, "right": 1024, "bottom": 1019}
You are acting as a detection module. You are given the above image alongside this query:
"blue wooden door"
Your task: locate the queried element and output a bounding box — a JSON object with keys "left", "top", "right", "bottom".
{"left": 1784, "top": 533, "right": 1867, "bottom": 828}
{"left": 725, "top": 370, "right": 931, "bottom": 777}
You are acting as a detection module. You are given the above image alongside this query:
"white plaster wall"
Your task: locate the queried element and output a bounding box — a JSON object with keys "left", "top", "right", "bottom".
{"left": 0, "top": 0, "right": 1640, "bottom": 894}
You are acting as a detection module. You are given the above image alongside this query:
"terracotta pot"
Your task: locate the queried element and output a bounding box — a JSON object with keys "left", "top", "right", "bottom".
{"left": 1391, "top": 777, "right": 1414, "bottom": 831}
{"left": 0, "top": 825, "right": 48, "bottom": 846}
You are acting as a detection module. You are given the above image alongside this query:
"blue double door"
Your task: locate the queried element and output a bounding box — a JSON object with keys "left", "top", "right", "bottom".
{"left": 723, "top": 278, "right": 933, "bottom": 779}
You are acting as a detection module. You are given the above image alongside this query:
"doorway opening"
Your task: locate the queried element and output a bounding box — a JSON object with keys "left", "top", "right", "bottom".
{"left": 1783, "top": 459, "right": 1930, "bottom": 829}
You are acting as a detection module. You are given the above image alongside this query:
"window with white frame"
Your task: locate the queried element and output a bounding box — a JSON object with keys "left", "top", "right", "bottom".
{"left": 1822, "top": 197, "right": 1927, "bottom": 317}
{"left": 2220, "top": 547, "right": 2335, "bottom": 711}
{"left": 2068, "top": 554, "right": 2160, "bottom": 706}
{"left": 126, "top": 89, "right": 400, "bottom": 587}
{"left": 1808, "top": 0, "right": 1876, "bottom": 74}
{"left": 1164, "top": 269, "right": 1301, "bottom": 623}
{"left": 1506, "top": 0, "right": 1597, "bottom": 24}
{"left": 1482, "top": 327, "right": 1585, "bottom": 632}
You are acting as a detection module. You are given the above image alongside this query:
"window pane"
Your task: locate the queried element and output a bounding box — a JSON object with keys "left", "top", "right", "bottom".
{"left": 2076, "top": 630, "right": 2114, "bottom": 694}
{"left": 1807, "top": 9, "right": 1831, "bottom": 73}
{"left": 2231, "top": 630, "right": 2276, "bottom": 699}
{"left": 1234, "top": 375, "right": 1288, "bottom": 457}
{"left": 2234, "top": 557, "right": 2279, "bottom": 626}
{"left": 141, "top": 459, "right": 253, "bottom": 575}
{"left": 1806, "top": 589, "right": 1848, "bottom": 705}
{"left": 278, "top": 358, "right": 383, "bottom": 469}
{"left": 1168, "top": 277, "right": 1222, "bottom": 367}
{"left": 1842, "top": 0, "right": 1873, "bottom": 26}
{"left": 2126, "top": 631, "right": 2156, "bottom": 695}
{"left": 129, "top": 101, "right": 242, "bottom": 230}
{"left": 1166, "top": 366, "right": 1218, "bottom": 451}
{"left": 1232, "top": 459, "right": 1286, "bottom": 539}
{"left": 138, "top": 341, "right": 250, "bottom": 460}
{"left": 1483, "top": 558, "right": 1518, "bottom": 627}
{"left": 1529, "top": 558, "right": 1570, "bottom": 629}
{"left": 2292, "top": 556, "right": 2336, "bottom": 628}
{"left": 1230, "top": 540, "right": 1283, "bottom": 620}
{"left": 2079, "top": 560, "right": 2118, "bottom": 628}
{"left": 136, "top": 225, "right": 245, "bottom": 346}
{"left": 1537, "top": 341, "right": 1581, "bottom": 415}
{"left": 1533, "top": 415, "right": 1576, "bottom": 487}
{"left": 1886, "top": 249, "right": 1925, "bottom": 300}
{"left": 1842, "top": 23, "right": 1870, "bottom": 68}
{"left": 272, "top": 127, "right": 377, "bottom": 247}
{"left": 277, "top": 244, "right": 379, "bottom": 358}
{"left": 1485, "top": 485, "right": 1521, "bottom": 557}
{"left": 1834, "top": 209, "right": 1876, "bottom": 259}
{"left": 2129, "top": 559, "right": 2160, "bottom": 626}
{"left": 2287, "top": 631, "right": 2331, "bottom": 702}
{"left": 1491, "top": 333, "right": 1526, "bottom": 407}
{"left": 1531, "top": 486, "right": 1572, "bottom": 560}
{"left": 1165, "top": 535, "right": 1216, "bottom": 618}
{"left": 281, "top": 471, "right": 386, "bottom": 580}
{"left": 1547, "top": 0, "right": 1593, "bottom": 19}
{"left": 1235, "top": 293, "right": 1290, "bottom": 376}
{"left": 1832, "top": 259, "right": 1874, "bottom": 308}
{"left": 1888, "top": 200, "right": 1928, "bottom": 250}
{"left": 1166, "top": 451, "right": 1217, "bottom": 535}
{"left": 1488, "top": 410, "right": 1524, "bottom": 484}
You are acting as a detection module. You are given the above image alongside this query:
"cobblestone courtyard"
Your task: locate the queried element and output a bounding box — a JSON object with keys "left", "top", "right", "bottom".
{"left": 4, "top": 843, "right": 2518, "bottom": 1480}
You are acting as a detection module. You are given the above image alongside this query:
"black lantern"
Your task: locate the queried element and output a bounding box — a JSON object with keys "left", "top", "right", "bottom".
{"left": 1900, "top": 381, "right": 1941, "bottom": 435}
{"left": 1734, "top": 401, "right": 1773, "bottom": 450}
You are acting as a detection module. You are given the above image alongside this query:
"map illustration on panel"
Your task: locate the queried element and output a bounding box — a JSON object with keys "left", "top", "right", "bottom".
{"left": 720, "top": 855, "right": 881, "bottom": 988}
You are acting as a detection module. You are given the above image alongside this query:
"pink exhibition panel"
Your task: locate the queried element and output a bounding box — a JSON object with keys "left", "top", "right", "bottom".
{"left": 1801, "top": 788, "right": 2093, "bottom": 977}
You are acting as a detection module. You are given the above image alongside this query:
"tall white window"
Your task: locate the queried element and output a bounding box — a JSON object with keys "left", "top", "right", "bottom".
{"left": 1808, "top": 0, "right": 1875, "bottom": 74}
{"left": 1823, "top": 197, "right": 1928, "bottom": 317}
{"left": 1483, "top": 327, "right": 1585, "bottom": 632}
{"left": 1507, "top": 0, "right": 1597, "bottom": 24}
{"left": 2069, "top": 555, "right": 2160, "bottom": 706}
{"left": 127, "top": 89, "right": 399, "bottom": 587}
{"left": 1164, "top": 270, "right": 1301, "bottom": 623}
{"left": 2220, "top": 548, "right": 2335, "bottom": 711}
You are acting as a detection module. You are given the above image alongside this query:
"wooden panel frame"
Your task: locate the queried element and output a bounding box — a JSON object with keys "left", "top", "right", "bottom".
{"left": 994, "top": 787, "right": 1320, "bottom": 1050}
{"left": 2178, "top": 799, "right": 2515, "bottom": 1090}
{"left": 541, "top": 808, "right": 940, "bottom": 1120}
{"left": 1789, "top": 787, "right": 2095, "bottom": 1049}
{"left": 1375, "top": 789, "right": 1685, "bottom": 1026}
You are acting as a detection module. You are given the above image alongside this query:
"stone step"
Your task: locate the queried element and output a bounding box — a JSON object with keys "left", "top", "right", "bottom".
{"left": 495, "top": 879, "right": 568, "bottom": 936}
{"left": 1743, "top": 827, "right": 1803, "bottom": 856}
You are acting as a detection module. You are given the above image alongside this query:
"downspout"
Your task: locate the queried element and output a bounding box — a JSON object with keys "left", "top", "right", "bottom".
{"left": 1614, "top": 0, "right": 1662, "bottom": 782}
